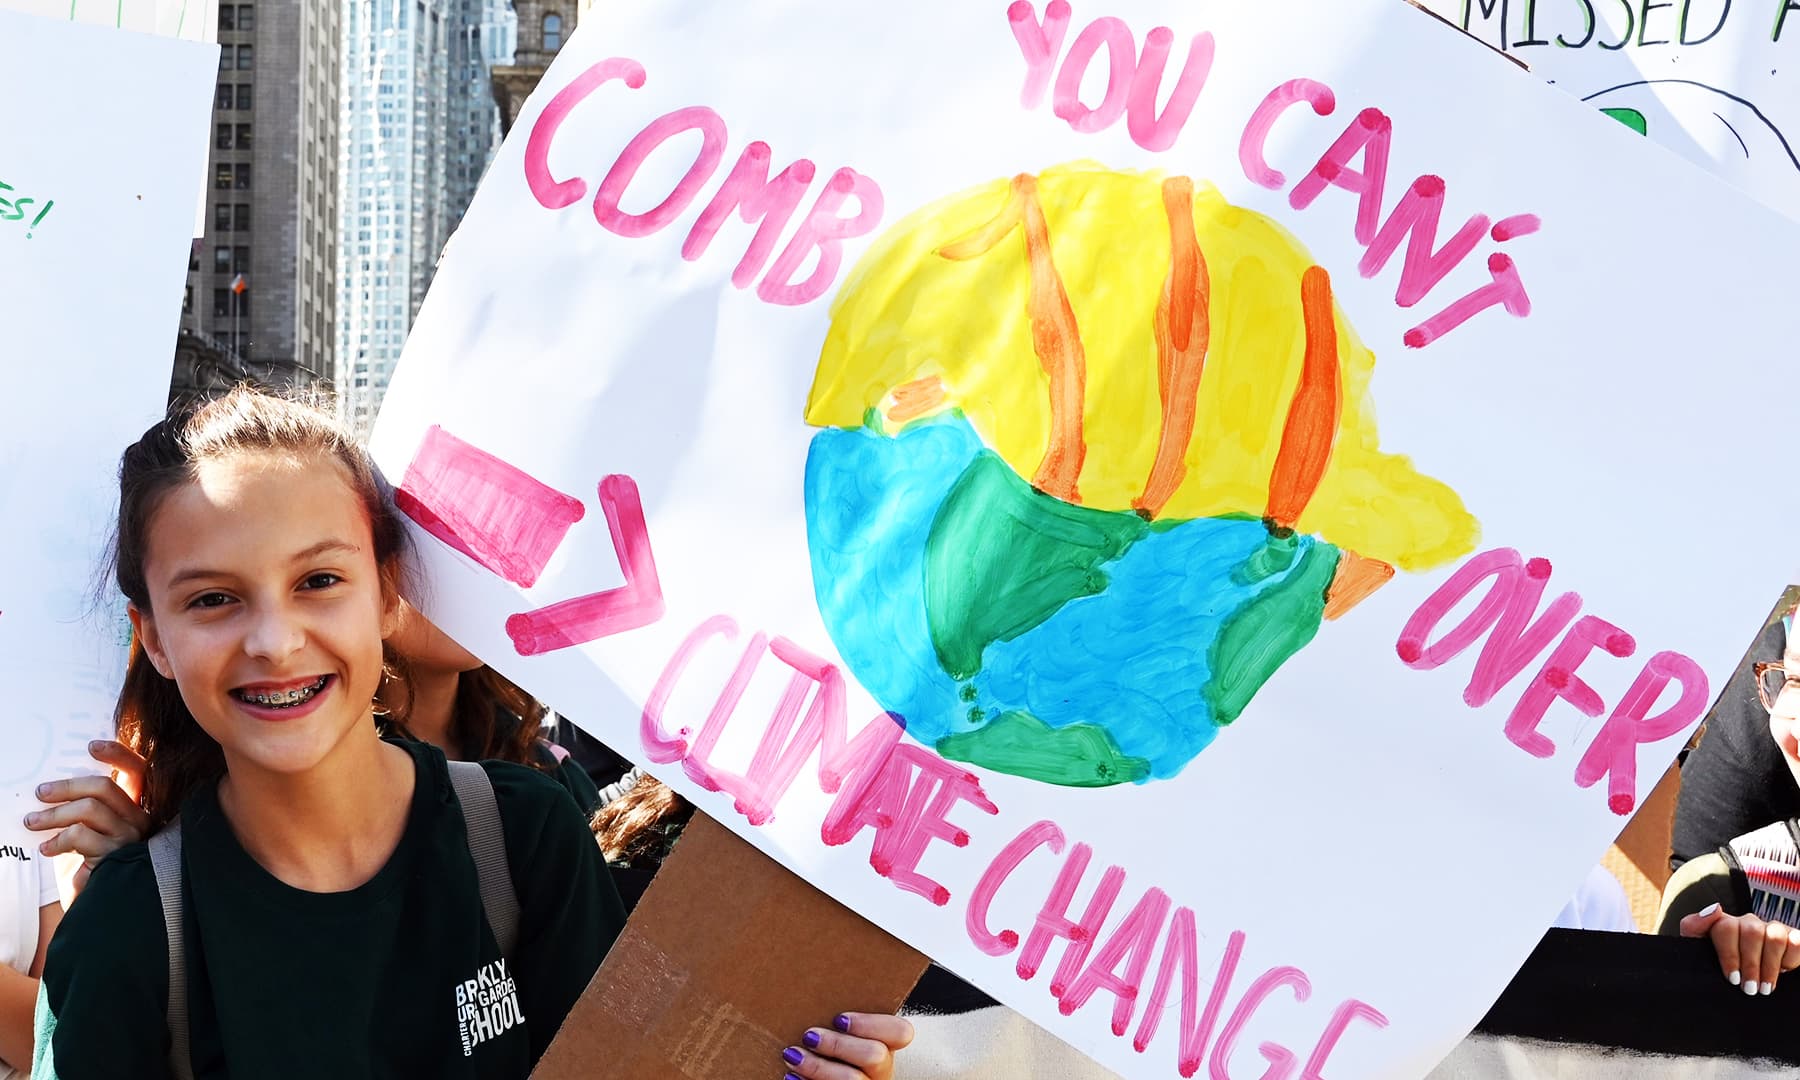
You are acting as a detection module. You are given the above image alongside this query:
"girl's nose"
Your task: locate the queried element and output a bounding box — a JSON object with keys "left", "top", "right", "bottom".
{"left": 243, "top": 605, "right": 306, "bottom": 662}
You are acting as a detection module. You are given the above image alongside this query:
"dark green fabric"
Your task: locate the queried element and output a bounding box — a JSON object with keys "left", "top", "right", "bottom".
{"left": 542, "top": 747, "right": 601, "bottom": 817}
{"left": 35, "top": 740, "right": 623, "bottom": 1080}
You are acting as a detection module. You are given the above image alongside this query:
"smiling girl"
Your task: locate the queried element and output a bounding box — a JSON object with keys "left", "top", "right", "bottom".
{"left": 32, "top": 389, "right": 621, "bottom": 1079}
{"left": 32, "top": 388, "right": 911, "bottom": 1080}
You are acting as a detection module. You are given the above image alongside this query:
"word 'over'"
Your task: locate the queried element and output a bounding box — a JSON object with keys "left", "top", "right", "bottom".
{"left": 1397, "top": 547, "right": 1709, "bottom": 815}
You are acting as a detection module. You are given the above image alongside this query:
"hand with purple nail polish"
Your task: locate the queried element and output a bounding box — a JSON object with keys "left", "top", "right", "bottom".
{"left": 779, "top": 1011, "right": 914, "bottom": 1080}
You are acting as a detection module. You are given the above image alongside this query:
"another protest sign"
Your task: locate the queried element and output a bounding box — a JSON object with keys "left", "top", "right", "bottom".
{"left": 1423, "top": 0, "right": 1798, "bottom": 220}
{"left": 371, "top": 1, "right": 1800, "bottom": 1076}
{"left": 0, "top": 0, "right": 219, "bottom": 42}
{"left": 0, "top": 11, "right": 215, "bottom": 846}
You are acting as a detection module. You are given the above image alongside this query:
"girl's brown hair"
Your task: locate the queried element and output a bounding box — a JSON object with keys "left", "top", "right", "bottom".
{"left": 112, "top": 385, "right": 410, "bottom": 831}
{"left": 378, "top": 665, "right": 552, "bottom": 770}
{"left": 591, "top": 775, "right": 691, "bottom": 864}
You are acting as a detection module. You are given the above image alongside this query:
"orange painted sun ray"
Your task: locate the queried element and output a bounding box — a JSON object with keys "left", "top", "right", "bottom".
{"left": 1265, "top": 265, "right": 1342, "bottom": 529}
{"left": 887, "top": 375, "right": 947, "bottom": 424}
{"left": 1323, "top": 551, "right": 1396, "bottom": 620}
{"left": 1135, "top": 176, "right": 1212, "bottom": 519}
{"left": 938, "top": 175, "right": 1086, "bottom": 503}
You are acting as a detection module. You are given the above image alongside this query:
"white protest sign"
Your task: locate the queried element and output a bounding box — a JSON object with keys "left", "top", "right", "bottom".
{"left": 0, "top": 0, "right": 219, "bottom": 41}
{"left": 1422, "top": 0, "right": 1799, "bottom": 219}
{"left": 371, "top": 1, "right": 1800, "bottom": 1076}
{"left": 0, "top": 12, "right": 214, "bottom": 829}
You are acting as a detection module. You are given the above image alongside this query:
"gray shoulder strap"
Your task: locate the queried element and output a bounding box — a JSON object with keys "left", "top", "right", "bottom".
{"left": 148, "top": 819, "right": 195, "bottom": 1080}
{"left": 447, "top": 760, "right": 521, "bottom": 959}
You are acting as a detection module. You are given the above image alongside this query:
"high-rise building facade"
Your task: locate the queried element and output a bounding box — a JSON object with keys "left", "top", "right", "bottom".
{"left": 170, "top": 0, "right": 342, "bottom": 402}
{"left": 336, "top": 0, "right": 514, "bottom": 434}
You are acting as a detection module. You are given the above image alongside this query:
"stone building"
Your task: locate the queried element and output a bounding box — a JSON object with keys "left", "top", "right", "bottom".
{"left": 169, "top": 0, "right": 342, "bottom": 402}
{"left": 489, "top": 0, "right": 576, "bottom": 133}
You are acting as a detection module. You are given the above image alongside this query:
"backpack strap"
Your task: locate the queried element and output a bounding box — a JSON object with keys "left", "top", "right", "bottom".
{"left": 148, "top": 818, "right": 195, "bottom": 1080}
{"left": 447, "top": 760, "right": 521, "bottom": 959}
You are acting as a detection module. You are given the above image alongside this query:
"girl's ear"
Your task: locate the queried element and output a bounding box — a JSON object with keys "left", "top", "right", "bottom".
{"left": 378, "top": 563, "right": 404, "bottom": 641}
{"left": 128, "top": 603, "right": 175, "bottom": 680}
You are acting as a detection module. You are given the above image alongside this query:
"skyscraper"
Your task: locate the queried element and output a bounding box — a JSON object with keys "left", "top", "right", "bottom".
{"left": 336, "top": 0, "right": 514, "bottom": 434}
{"left": 170, "top": 0, "right": 342, "bottom": 402}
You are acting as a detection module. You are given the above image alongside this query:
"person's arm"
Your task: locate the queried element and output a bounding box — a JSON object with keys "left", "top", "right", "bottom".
{"left": 486, "top": 761, "right": 628, "bottom": 1065}
{"left": 0, "top": 901, "right": 59, "bottom": 1071}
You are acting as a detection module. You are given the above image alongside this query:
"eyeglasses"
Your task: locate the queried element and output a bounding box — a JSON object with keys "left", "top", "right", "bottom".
{"left": 1754, "top": 661, "right": 1800, "bottom": 713}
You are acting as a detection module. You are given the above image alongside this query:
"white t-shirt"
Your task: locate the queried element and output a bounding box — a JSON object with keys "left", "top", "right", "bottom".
{"left": 1, "top": 821, "right": 59, "bottom": 1080}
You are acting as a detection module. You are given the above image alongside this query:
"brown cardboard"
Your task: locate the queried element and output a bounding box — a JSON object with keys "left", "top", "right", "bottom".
{"left": 533, "top": 811, "right": 929, "bottom": 1079}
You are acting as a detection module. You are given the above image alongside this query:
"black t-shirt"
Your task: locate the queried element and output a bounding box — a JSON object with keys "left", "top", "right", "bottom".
{"left": 35, "top": 740, "right": 625, "bottom": 1080}
{"left": 1670, "top": 619, "right": 1800, "bottom": 871}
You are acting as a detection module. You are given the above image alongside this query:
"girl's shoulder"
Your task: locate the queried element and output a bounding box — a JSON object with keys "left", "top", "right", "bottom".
{"left": 478, "top": 757, "right": 592, "bottom": 843}
{"left": 43, "top": 840, "right": 167, "bottom": 998}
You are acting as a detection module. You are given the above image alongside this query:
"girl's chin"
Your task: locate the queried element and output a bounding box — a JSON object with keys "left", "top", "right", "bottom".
{"left": 214, "top": 714, "right": 378, "bottom": 777}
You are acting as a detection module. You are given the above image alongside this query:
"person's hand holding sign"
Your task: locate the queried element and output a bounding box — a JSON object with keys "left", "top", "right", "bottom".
{"left": 1680, "top": 903, "right": 1800, "bottom": 996}
{"left": 1671, "top": 653, "right": 1800, "bottom": 995}
{"left": 782, "top": 1013, "right": 914, "bottom": 1080}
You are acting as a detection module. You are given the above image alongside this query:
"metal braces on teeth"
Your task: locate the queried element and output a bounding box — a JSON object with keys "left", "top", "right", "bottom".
{"left": 243, "top": 678, "right": 326, "bottom": 707}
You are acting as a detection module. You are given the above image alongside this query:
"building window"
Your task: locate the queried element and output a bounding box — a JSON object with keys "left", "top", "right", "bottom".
{"left": 184, "top": 286, "right": 193, "bottom": 314}
{"left": 543, "top": 12, "right": 562, "bottom": 51}
{"left": 216, "top": 83, "right": 233, "bottom": 110}
{"left": 237, "top": 44, "right": 253, "bottom": 70}
{"left": 237, "top": 83, "right": 252, "bottom": 110}
{"left": 233, "top": 246, "right": 250, "bottom": 273}
{"left": 213, "top": 288, "right": 230, "bottom": 317}
{"left": 214, "top": 247, "right": 231, "bottom": 272}
{"left": 236, "top": 124, "right": 252, "bottom": 150}
{"left": 216, "top": 124, "right": 233, "bottom": 149}
{"left": 215, "top": 164, "right": 233, "bottom": 189}
{"left": 236, "top": 4, "right": 254, "bottom": 31}
{"left": 218, "top": 4, "right": 233, "bottom": 30}
{"left": 235, "top": 164, "right": 252, "bottom": 190}
{"left": 214, "top": 204, "right": 232, "bottom": 232}
{"left": 234, "top": 204, "right": 251, "bottom": 231}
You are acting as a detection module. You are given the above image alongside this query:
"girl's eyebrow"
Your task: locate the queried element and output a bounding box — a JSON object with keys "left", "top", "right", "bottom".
{"left": 289, "top": 539, "right": 362, "bottom": 563}
{"left": 163, "top": 539, "right": 362, "bottom": 589}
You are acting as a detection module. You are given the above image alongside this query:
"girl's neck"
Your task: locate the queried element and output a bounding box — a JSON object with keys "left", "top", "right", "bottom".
{"left": 218, "top": 724, "right": 415, "bottom": 893}
{"left": 405, "top": 666, "right": 462, "bottom": 757}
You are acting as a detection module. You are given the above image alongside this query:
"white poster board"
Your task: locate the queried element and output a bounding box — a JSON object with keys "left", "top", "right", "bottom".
{"left": 0, "top": 12, "right": 214, "bottom": 847}
{"left": 1422, "top": 0, "right": 1798, "bottom": 220}
{"left": 372, "top": 1, "right": 1800, "bottom": 1076}
{"left": 0, "top": 0, "right": 219, "bottom": 42}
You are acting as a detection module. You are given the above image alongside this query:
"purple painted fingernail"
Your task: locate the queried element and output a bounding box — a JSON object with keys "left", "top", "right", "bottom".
{"left": 833, "top": 1014, "right": 851, "bottom": 1033}
{"left": 782, "top": 1047, "right": 804, "bottom": 1066}
{"left": 802, "top": 1030, "right": 821, "bottom": 1050}
{"left": 785, "top": 1074, "right": 803, "bottom": 1080}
